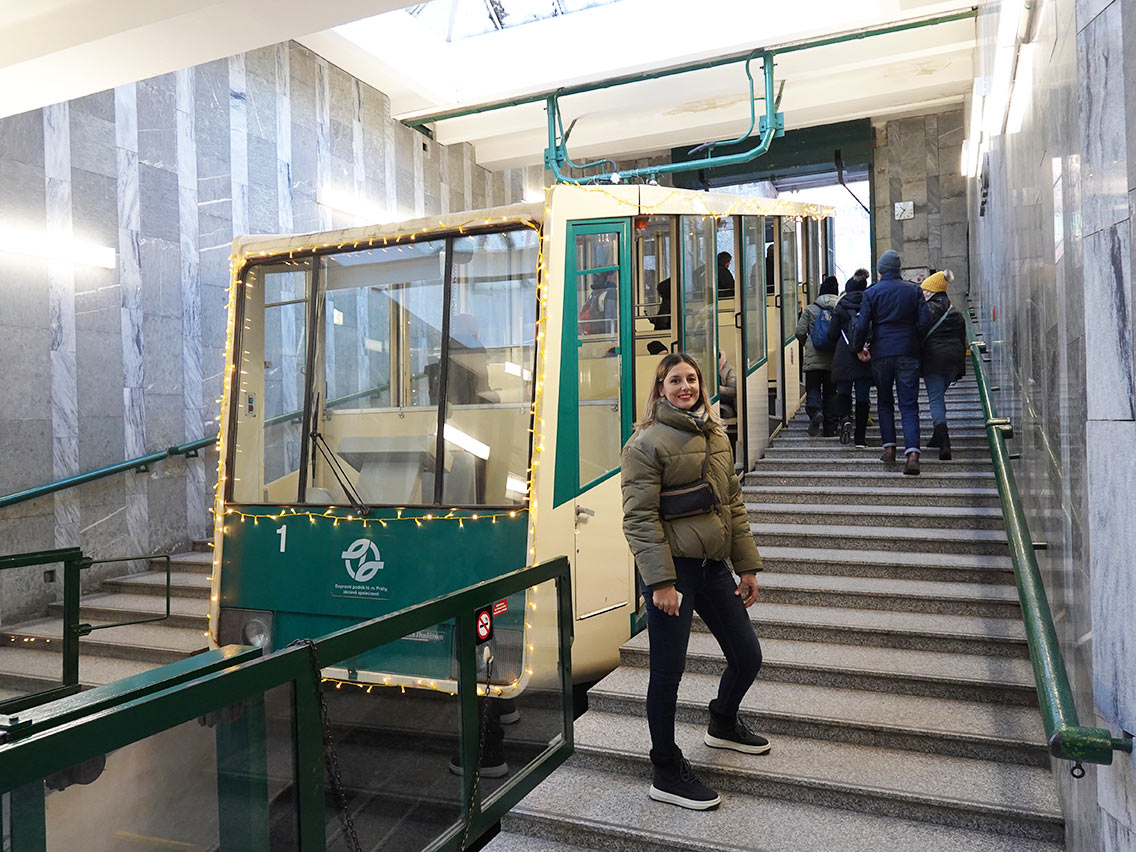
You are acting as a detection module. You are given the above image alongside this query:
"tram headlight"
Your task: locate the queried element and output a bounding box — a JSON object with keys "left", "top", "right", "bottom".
{"left": 218, "top": 607, "right": 274, "bottom": 652}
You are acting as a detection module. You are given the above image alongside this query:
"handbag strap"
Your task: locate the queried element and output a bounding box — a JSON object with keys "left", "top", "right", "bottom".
{"left": 924, "top": 304, "right": 954, "bottom": 340}
{"left": 700, "top": 431, "right": 711, "bottom": 479}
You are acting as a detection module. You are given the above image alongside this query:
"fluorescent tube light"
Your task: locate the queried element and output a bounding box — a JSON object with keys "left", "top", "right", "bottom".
{"left": 505, "top": 475, "right": 527, "bottom": 495}
{"left": 444, "top": 424, "right": 491, "bottom": 459}
{"left": 504, "top": 361, "right": 533, "bottom": 380}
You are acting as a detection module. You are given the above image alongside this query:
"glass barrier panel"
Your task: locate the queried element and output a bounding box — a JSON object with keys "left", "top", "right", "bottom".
{"left": 443, "top": 230, "right": 539, "bottom": 506}
{"left": 18, "top": 684, "right": 299, "bottom": 852}
{"left": 474, "top": 578, "right": 567, "bottom": 807}
{"left": 319, "top": 619, "right": 464, "bottom": 852}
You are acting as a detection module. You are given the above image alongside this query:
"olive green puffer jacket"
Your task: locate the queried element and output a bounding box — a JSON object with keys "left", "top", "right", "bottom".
{"left": 620, "top": 402, "right": 763, "bottom": 589}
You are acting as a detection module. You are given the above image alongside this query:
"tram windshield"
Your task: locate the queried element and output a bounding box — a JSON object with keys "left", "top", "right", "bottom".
{"left": 231, "top": 226, "right": 539, "bottom": 508}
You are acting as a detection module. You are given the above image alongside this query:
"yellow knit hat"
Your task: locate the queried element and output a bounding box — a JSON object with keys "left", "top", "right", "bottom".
{"left": 921, "top": 270, "right": 954, "bottom": 293}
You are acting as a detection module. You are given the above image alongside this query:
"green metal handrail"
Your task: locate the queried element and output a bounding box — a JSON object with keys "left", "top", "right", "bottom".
{"left": 0, "top": 556, "right": 574, "bottom": 852}
{"left": 964, "top": 305, "right": 1132, "bottom": 768}
{"left": 0, "top": 436, "right": 215, "bottom": 511}
{"left": 0, "top": 549, "right": 174, "bottom": 716}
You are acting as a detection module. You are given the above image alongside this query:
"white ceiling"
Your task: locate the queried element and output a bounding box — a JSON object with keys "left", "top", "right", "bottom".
{"left": 312, "top": 0, "right": 976, "bottom": 169}
{"left": 0, "top": 0, "right": 417, "bottom": 120}
{"left": 2, "top": 0, "right": 975, "bottom": 175}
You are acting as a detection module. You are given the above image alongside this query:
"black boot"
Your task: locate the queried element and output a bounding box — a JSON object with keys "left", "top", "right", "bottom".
{"left": 927, "top": 423, "right": 946, "bottom": 448}
{"left": 649, "top": 747, "right": 720, "bottom": 810}
{"left": 705, "top": 701, "right": 771, "bottom": 755}
{"left": 854, "top": 401, "right": 870, "bottom": 448}
{"left": 938, "top": 425, "right": 952, "bottom": 461}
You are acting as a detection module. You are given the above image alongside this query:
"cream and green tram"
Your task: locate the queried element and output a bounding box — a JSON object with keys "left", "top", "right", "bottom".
{"left": 211, "top": 184, "right": 834, "bottom": 690}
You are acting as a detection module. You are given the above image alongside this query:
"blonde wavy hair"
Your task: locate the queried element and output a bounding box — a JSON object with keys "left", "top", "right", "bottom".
{"left": 636, "top": 352, "right": 723, "bottom": 434}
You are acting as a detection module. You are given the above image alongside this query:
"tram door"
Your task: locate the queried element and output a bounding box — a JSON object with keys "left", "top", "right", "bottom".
{"left": 766, "top": 218, "right": 784, "bottom": 434}
{"left": 632, "top": 216, "right": 677, "bottom": 424}
{"left": 739, "top": 215, "right": 768, "bottom": 464}
{"left": 559, "top": 220, "right": 634, "bottom": 622}
{"left": 780, "top": 217, "right": 803, "bottom": 420}
{"left": 715, "top": 217, "right": 742, "bottom": 465}
{"left": 677, "top": 215, "right": 718, "bottom": 402}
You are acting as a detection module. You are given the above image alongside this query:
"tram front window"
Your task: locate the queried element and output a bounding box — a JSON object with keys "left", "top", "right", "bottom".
{"left": 229, "top": 227, "right": 539, "bottom": 509}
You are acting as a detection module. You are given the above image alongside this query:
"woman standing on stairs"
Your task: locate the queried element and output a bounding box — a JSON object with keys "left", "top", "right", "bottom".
{"left": 620, "top": 352, "right": 770, "bottom": 812}
{"left": 917, "top": 271, "right": 967, "bottom": 461}
{"left": 828, "top": 269, "right": 874, "bottom": 447}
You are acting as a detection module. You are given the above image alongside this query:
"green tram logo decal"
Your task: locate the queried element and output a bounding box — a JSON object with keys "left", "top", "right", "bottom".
{"left": 336, "top": 538, "right": 387, "bottom": 599}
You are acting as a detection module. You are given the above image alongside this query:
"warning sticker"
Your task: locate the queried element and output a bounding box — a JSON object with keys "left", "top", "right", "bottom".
{"left": 492, "top": 600, "right": 509, "bottom": 616}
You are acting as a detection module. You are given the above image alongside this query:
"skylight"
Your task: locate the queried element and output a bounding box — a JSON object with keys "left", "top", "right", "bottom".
{"left": 407, "top": 0, "right": 623, "bottom": 41}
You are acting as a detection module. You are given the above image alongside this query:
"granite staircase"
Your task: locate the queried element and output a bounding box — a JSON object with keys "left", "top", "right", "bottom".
{"left": 487, "top": 376, "right": 1066, "bottom": 852}
{"left": 0, "top": 542, "right": 211, "bottom": 698}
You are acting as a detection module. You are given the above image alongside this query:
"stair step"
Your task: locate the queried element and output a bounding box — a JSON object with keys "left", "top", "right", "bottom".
{"left": 0, "top": 647, "right": 160, "bottom": 692}
{"left": 619, "top": 633, "right": 1036, "bottom": 705}
{"left": 500, "top": 765, "right": 1062, "bottom": 852}
{"left": 192, "top": 539, "right": 213, "bottom": 553}
{"left": 153, "top": 550, "right": 213, "bottom": 574}
{"left": 763, "top": 444, "right": 992, "bottom": 459}
{"left": 753, "top": 457, "right": 992, "bottom": 472}
{"left": 739, "top": 602, "right": 1027, "bottom": 657}
{"left": 570, "top": 713, "right": 1062, "bottom": 841}
{"left": 751, "top": 571, "right": 1019, "bottom": 618}
{"left": 746, "top": 503, "right": 1005, "bottom": 530}
{"left": 588, "top": 667, "right": 1048, "bottom": 766}
{"left": 742, "top": 485, "right": 1001, "bottom": 508}
{"left": 773, "top": 434, "right": 992, "bottom": 447}
{"left": 1, "top": 618, "right": 207, "bottom": 665}
{"left": 50, "top": 592, "right": 209, "bottom": 629}
{"left": 101, "top": 570, "right": 211, "bottom": 599}
{"left": 744, "top": 471, "right": 996, "bottom": 488}
{"left": 757, "top": 546, "right": 1014, "bottom": 584}
{"left": 750, "top": 523, "right": 1009, "bottom": 557}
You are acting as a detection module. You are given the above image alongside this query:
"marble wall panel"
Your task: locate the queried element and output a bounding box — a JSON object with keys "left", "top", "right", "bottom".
{"left": 137, "top": 76, "right": 178, "bottom": 172}
{"left": 1082, "top": 223, "right": 1135, "bottom": 419}
{"left": 71, "top": 166, "right": 117, "bottom": 246}
{"left": 0, "top": 158, "right": 47, "bottom": 221}
{"left": 0, "top": 109, "right": 45, "bottom": 167}
{"left": 138, "top": 163, "right": 179, "bottom": 242}
{"left": 0, "top": 329, "right": 51, "bottom": 419}
{"left": 69, "top": 110, "right": 116, "bottom": 178}
{"left": 1078, "top": 3, "right": 1128, "bottom": 235}
{"left": 0, "top": 256, "right": 50, "bottom": 329}
{"left": 72, "top": 91, "right": 114, "bottom": 122}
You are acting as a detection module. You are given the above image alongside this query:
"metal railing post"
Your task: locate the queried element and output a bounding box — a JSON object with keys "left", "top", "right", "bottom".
{"left": 61, "top": 554, "right": 83, "bottom": 689}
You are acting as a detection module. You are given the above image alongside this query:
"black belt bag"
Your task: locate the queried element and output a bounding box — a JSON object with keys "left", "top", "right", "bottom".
{"left": 659, "top": 433, "right": 717, "bottom": 521}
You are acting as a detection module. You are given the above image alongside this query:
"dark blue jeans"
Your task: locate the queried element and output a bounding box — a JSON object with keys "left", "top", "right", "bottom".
{"left": 871, "top": 355, "right": 921, "bottom": 454}
{"left": 923, "top": 371, "right": 952, "bottom": 428}
{"left": 640, "top": 558, "right": 763, "bottom": 761}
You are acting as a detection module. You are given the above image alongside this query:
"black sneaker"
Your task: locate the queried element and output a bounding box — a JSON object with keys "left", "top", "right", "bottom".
{"left": 705, "top": 714, "right": 772, "bottom": 755}
{"left": 649, "top": 750, "right": 720, "bottom": 810}
{"left": 807, "top": 413, "right": 822, "bottom": 436}
{"left": 448, "top": 752, "right": 509, "bottom": 778}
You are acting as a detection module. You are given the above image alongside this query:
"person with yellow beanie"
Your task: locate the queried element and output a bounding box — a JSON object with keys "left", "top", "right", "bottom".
{"left": 916, "top": 270, "right": 966, "bottom": 459}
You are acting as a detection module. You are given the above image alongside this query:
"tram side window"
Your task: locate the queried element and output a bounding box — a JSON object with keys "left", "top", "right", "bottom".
{"left": 443, "top": 229, "right": 539, "bottom": 505}
{"left": 574, "top": 232, "right": 623, "bottom": 488}
{"left": 781, "top": 218, "right": 799, "bottom": 343}
{"left": 232, "top": 262, "right": 310, "bottom": 504}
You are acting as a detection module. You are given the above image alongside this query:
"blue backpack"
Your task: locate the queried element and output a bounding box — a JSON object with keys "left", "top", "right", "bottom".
{"left": 810, "top": 307, "right": 836, "bottom": 351}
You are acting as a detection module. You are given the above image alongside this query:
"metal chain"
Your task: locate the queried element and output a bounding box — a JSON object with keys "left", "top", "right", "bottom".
{"left": 291, "top": 638, "right": 364, "bottom": 852}
{"left": 458, "top": 655, "right": 492, "bottom": 851}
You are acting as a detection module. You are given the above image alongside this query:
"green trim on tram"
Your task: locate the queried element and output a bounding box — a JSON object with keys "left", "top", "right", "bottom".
{"left": 554, "top": 218, "right": 633, "bottom": 509}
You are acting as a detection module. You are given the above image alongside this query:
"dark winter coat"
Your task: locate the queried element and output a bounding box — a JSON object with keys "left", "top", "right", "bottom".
{"left": 827, "top": 290, "right": 874, "bottom": 383}
{"left": 621, "top": 403, "right": 762, "bottom": 589}
{"left": 917, "top": 292, "right": 967, "bottom": 379}
{"left": 849, "top": 272, "right": 929, "bottom": 359}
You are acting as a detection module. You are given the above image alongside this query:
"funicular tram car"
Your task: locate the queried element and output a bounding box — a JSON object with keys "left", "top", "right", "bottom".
{"left": 210, "top": 185, "right": 833, "bottom": 829}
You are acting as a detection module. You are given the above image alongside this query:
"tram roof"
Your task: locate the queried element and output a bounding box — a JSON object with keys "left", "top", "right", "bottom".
{"left": 230, "top": 185, "right": 833, "bottom": 261}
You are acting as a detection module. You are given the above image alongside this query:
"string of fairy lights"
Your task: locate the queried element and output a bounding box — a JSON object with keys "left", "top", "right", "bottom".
{"left": 206, "top": 184, "right": 833, "bottom": 691}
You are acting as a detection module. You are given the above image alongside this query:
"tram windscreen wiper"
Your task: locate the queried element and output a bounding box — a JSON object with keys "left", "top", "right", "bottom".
{"left": 309, "top": 393, "right": 371, "bottom": 516}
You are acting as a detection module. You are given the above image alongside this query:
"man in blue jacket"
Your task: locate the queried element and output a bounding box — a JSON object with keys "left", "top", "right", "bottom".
{"left": 850, "top": 250, "right": 929, "bottom": 475}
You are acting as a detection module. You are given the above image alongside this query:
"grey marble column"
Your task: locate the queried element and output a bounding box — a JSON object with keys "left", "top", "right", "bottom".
{"left": 45, "top": 102, "right": 79, "bottom": 550}
{"left": 115, "top": 83, "right": 150, "bottom": 558}
{"left": 315, "top": 56, "right": 333, "bottom": 231}
{"left": 177, "top": 68, "right": 207, "bottom": 538}
{"left": 229, "top": 54, "right": 249, "bottom": 237}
